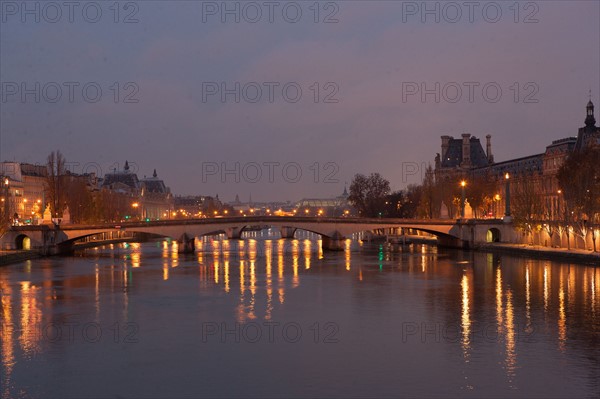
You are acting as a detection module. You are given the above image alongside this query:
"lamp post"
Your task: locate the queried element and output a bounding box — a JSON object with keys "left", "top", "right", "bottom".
{"left": 504, "top": 173, "right": 512, "bottom": 222}
{"left": 460, "top": 180, "right": 466, "bottom": 219}
{"left": 557, "top": 189, "right": 562, "bottom": 222}
{"left": 132, "top": 202, "right": 139, "bottom": 221}
{"left": 3, "top": 178, "right": 9, "bottom": 223}
{"left": 494, "top": 194, "right": 501, "bottom": 218}
{"left": 558, "top": 189, "right": 570, "bottom": 250}
{"left": 23, "top": 198, "right": 28, "bottom": 223}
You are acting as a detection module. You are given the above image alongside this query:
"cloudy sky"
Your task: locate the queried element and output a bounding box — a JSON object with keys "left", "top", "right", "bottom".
{"left": 1, "top": 1, "right": 599, "bottom": 202}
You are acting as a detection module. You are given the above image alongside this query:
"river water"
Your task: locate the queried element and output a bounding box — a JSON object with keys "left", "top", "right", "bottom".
{"left": 1, "top": 230, "right": 599, "bottom": 398}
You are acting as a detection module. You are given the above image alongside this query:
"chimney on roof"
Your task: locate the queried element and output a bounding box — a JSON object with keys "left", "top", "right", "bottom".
{"left": 461, "top": 133, "right": 471, "bottom": 167}
{"left": 441, "top": 136, "right": 451, "bottom": 159}
{"left": 486, "top": 134, "right": 494, "bottom": 163}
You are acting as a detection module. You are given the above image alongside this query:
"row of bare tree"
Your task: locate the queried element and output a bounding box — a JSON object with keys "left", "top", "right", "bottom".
{"left": 347, "top": 147, "right": 599, "bottom": 250}
{"left": 555, "top": 147, "right": 600, "bottom": 251}
{"left": 44, "top": 150, "right": 139, "bottom": 223}
{"left": 506, "top": 147, "right": 599, "bottom": 251}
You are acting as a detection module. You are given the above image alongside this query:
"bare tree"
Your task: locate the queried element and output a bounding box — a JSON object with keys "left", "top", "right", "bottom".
{"left": 348, "top": 173, "right": 391, "bottom": 217}
{"left": 434, "top": 175, "right": 462, "bottom": 219}
{"left": 558, "top": 147, "right": 600, "bottom": 251}
{"left": 467, "top": 172, "right": 496, "bottom": 219}
{"left": 540, "top": 197, "right": 559, "bottom": 247}
{"left": 45, "top": 150, "right": 67, "bottom": 218}
{"left": 64, "top": 174, "right": 94, "bottom": 223}
{"left": 512, "top": 173, "right": 544, "bottom": 244}
{"left": 93, "top": 190, "right": 132, "bottom": 223}
{"left": 418, "top": 165, "right": 435, "bottom": 219}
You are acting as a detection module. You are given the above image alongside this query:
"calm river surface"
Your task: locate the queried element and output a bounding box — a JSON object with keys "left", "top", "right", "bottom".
{"left": 1, "top": 230, "right": 599, "bottom": 398}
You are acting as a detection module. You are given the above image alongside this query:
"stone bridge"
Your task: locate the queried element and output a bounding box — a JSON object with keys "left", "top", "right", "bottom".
{"left": 0, "top": 216, "right": 516, "bottom": 254}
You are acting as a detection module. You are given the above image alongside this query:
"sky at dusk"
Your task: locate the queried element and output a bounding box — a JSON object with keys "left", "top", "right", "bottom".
{"left": 1, "top": 0, "right": 599, "bottom": 202}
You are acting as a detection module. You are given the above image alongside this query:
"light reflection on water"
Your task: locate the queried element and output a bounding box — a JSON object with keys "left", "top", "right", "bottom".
{"left": 0, "top": 229, "right": 599, "bottom": 398}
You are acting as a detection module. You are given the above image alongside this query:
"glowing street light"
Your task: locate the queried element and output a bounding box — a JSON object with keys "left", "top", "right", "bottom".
{"left": 131, "top": 202, "right": 140, "bottom": 221}
{"left": 22, "top": 198, "right": 28, "bottom": 218}
{"left": 504, "top": 173, "right": 511, "bottom": 222}
{"left": 460, "top": 180, "right": 467, "bottom": 219}
{"left": 3, "top": 178, "right": 9, "bottom": 221}
{"left": 558, "top": 189, "right": 570, "bottom": 250}
{"left": 493, "top": 194, "right": 501, "bottom": 218}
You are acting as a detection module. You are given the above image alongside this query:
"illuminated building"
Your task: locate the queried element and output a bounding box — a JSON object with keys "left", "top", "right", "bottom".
{"left": 434, "top": 100, "right": 600, "bottom": 219}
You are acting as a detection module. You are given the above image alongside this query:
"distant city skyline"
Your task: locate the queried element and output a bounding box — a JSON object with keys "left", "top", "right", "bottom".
{"left": 1, "top": 1, "right": 599, "bottom": 201}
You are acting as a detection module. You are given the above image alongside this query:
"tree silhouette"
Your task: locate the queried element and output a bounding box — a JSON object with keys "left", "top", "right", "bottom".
{"left": 348, "top": 173, "right": 391, "bottom": 217}
{"left": 45, "top": 150, "right": 66, "bottom": 218}
{"left": 557, "top": 147, "right": 600, "bottom": 251}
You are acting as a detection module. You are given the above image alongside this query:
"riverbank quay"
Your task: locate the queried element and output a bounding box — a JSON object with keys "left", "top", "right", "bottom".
{"left": 0, "top": 238, "right": 143, "bottom": 266}
{"left": 480, "top": 243, "right": 600, "bottom": 265}
{"left": 385, "top": 235, "right": 438, "bottom": 245}
{"left": 0, "top": 250, "right": 42, "bottom": 266}
{"left": 3, "top": 240, "right": 598, "bottom": 267}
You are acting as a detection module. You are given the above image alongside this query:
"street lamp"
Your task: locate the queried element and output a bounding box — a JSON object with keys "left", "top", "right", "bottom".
{"left": 22, "top": 198, "right": 28, "bottom": 222}
{"left": 3, "top": 178, "right": 9, "bottom": 222}
{"left": 504, "top": 173, "right": 511, "bottom": 222}
{"left": 558, "top": 189, "right": 570, "bottom": 250}
{"left": 132, "top": 202, "right": 139, "bottom": 221}
{"left": 460, "top": 180, "right": 466, "bottom": 219}
{"left": 494, "top": 194, "right": 501, "bottom": 218}
{"left": 557, "top": 189, "right": 562, "bottom": 221}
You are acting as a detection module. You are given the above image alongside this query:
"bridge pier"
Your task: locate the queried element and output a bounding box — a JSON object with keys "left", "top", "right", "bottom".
{"left": 177, "top": 234, "right": 195, "bottom": 254}
{"left": 322, "top": 232, "right": 346, "bottom": 251}
{"left": 52, "top": 242, "right": 76, "bottom": 255}
{"left": 0, "top": 218, "right": 522, "bottom": 259}
{"left": 226, "top": 227, "right": 243, "bottom": 240}
{"left": 279, "top": 226, "right": 297, "bottom": 239}
{"left": 437, "top": 235, "right": 468, "bottom": 249}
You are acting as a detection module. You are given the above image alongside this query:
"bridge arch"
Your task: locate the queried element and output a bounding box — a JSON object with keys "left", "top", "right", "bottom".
{"left": 15, "top": 234, "right": 31, "bottom": 250}
{"left": 278, "top": 226, "right": 327, "bottom": 239}
{"left": 339, "top": 226, "right": 450, "bottom": 241}
{"left": 60, "top": 230, "right": 169, "bottom": 251}
{"left": 8, "top": 217, "right": 508, "bottom": 254}
{"left": 486, "top": 228, "right": 501, "bottom": 243}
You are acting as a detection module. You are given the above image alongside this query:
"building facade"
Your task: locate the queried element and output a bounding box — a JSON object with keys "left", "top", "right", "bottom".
{"left": 0, "top": 162, "right": 47, "bottom": 223}
{"left": 100, "top": 161, "right": 173, "bottom": 220}
{"left": 295, "top": 187, "right": 353, "bottom": 217}
{"left": 434, "top": 100, "right": 600, "bottom": 219}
